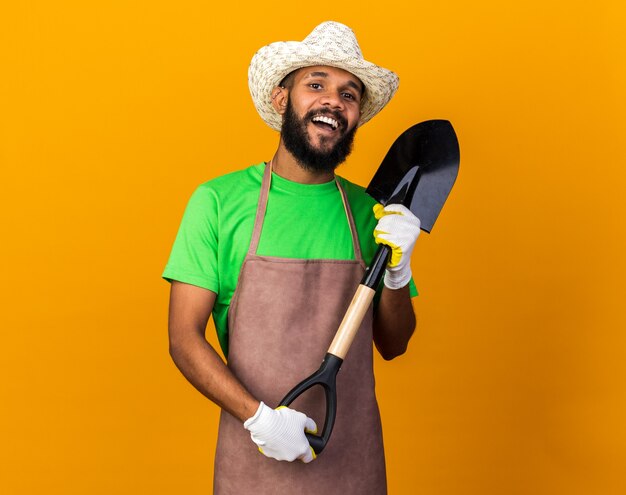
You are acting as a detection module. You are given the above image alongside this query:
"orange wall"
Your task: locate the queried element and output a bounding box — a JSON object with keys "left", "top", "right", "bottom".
{"left": 1, "top": 1, "right": 625, "bottom": 494}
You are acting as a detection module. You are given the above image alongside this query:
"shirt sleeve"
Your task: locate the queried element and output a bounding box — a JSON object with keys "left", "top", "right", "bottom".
{"left": 162, "top": 185, "right": 220, "bottom": 293}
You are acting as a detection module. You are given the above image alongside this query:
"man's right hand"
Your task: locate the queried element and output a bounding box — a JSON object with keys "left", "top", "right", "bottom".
{"left": 243, "top": 402, "right": 317, "bottom": 463}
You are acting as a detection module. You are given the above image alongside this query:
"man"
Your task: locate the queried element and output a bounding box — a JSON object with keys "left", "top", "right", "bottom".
{"left": 163, "top": 21, "right": 421, "bottom": 494}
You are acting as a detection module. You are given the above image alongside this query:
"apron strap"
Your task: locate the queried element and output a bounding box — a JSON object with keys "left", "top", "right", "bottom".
{"left": 248, "top": 162, "right": 364, "bottom": 263}
{"left": 335, "top": 178, "right": 364, "bottom": 263}
{"left": 248, "top": 162, "right": 273, "bottom": 255}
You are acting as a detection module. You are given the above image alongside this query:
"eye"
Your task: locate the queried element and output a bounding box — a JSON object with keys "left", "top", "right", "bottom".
{"left": 309, "top": 83, "right": 322, "bottom": 90}
{"left": 343, "top": 92, "right": 361, "bottom": 103}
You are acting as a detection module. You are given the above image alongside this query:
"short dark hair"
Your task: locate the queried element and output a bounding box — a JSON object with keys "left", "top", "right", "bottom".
{"left": 278, "top": 71, "right": 296, "bottom": 89}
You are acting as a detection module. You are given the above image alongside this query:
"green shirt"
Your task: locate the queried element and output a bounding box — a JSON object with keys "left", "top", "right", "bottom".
{"left": 163, "top": 162, "right": 416, "bottom": 355}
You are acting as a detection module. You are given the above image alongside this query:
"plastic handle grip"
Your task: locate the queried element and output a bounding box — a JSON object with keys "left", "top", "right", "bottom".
{"left": 278, "top": 353, "right": 343, "bottom": 455}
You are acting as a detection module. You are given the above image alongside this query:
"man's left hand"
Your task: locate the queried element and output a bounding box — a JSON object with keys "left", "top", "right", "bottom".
{"left": 373, "top": 204, "right": 421, "bottom": 289}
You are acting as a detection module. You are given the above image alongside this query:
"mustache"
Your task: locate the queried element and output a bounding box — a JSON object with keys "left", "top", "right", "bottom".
{"left": 303, "top": 108, "right": 348, "bottom": 130}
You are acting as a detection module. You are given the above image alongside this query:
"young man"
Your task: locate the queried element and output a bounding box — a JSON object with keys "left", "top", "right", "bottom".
{"left": 163, "top": 21, "right": 421, "bottom": 494}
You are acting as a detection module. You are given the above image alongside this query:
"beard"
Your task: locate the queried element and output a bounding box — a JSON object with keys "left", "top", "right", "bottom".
{"left": 280, "top": 99, "right": 357, "bottom": 174}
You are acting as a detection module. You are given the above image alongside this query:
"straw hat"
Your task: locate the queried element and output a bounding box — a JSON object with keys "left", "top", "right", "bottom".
{"left": 248, "top": 21, "right": 399, "bottom": 131}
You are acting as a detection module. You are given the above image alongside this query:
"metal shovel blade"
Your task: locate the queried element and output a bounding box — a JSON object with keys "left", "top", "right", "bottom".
{"left": 365, "top": 120, "right": 460, "bottom": 233}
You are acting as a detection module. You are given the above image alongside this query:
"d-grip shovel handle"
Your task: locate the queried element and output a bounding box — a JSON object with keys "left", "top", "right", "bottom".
{"left": 278, "top": 247, "right": 390, "bottom": 455}
{"left": 278, "top": 353, "right": 343, "bottom": 454}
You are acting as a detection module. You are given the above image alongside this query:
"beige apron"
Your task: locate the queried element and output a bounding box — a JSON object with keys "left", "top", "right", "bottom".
{"left": 214, "top": 163, "right": 386, "bottom": 494}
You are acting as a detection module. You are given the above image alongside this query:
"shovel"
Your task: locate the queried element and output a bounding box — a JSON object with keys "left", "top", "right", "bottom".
{"left": 279, "top": 119, "right": 460, "bottom": 454}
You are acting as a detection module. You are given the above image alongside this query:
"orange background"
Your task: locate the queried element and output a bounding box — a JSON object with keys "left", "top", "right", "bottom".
{"left": 1, "top": 1, "right": 625, "bottom": 494}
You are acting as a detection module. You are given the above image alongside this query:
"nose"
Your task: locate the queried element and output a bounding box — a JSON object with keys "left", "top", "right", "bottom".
{"left": 319, "top": 90, "right": 344, "bottom": 110}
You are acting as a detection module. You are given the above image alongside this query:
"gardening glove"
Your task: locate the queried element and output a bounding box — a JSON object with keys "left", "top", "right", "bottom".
{"left": 373, "top": 203, "right": 421, "bottom": 290}
{"left": 243, "top": 401, "right": 318, "bottom": 463}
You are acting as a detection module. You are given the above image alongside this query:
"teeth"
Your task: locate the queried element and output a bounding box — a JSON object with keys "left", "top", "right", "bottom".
{"left": 312, "top": 115, "right": 339, "bottom": 130}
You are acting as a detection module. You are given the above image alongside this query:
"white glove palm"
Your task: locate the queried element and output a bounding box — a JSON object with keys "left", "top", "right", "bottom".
{"left": 243, "top": 402, "right": 317, "bottom": 463}
{"left": 373, "top": 204, "right": 421, "bottom": 289}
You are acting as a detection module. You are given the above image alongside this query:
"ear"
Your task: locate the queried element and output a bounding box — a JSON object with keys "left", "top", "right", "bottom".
{"left": 270, "top": 86, "right": 288, "bottom": 115}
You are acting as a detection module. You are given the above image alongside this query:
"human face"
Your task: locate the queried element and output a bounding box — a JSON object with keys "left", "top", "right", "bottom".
{"left": 280, "top": 66, "right": 363, "bottom": 171}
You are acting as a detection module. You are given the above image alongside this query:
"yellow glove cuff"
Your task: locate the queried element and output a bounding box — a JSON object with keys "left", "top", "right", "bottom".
{"left": 373, "top": 204, "right": 404, "bottom": 267}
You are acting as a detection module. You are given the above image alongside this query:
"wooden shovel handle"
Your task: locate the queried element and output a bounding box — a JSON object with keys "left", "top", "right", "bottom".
{"left": 327, "top": 284, "right": 376, "bottom": 359}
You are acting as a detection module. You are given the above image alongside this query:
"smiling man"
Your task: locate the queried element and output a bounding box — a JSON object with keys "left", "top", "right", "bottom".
{"left": 163, "top": 22, "right": 421, "bottom": 494}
